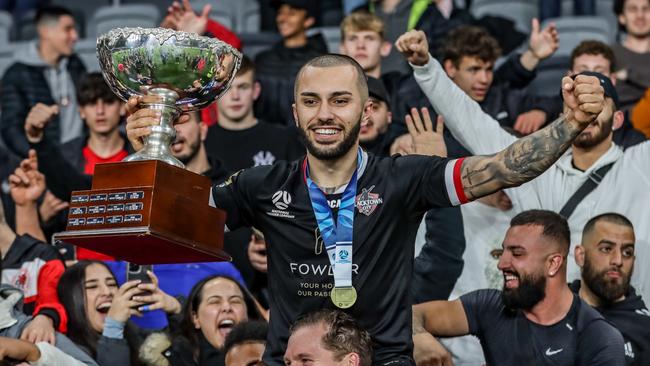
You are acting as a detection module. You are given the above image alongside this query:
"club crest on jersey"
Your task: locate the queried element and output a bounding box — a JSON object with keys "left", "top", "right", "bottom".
{"left": 355, "top": 185, "right": 383, "bottom": 216}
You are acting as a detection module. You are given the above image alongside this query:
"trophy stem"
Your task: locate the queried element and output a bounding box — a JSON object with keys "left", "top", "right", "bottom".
{"left": 122, "top": 88, "right": 185, "bottom": 168}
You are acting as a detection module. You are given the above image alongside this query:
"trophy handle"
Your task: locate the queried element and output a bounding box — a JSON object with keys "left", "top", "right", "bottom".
{"left": 122, "top": 88, "right": 184, "bottom": 168}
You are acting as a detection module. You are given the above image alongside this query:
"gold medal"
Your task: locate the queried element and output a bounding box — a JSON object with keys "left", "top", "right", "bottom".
{"left": 330, "top": 286, "right": 357, "bottom": 309}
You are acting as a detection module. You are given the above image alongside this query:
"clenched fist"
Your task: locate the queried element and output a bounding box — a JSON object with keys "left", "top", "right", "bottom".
{"left": 395, "top": 30, "right": 430, "bottom": 66}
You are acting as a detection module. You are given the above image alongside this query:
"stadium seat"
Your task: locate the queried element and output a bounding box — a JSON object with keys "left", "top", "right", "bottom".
{"left": 560, "top": 0, "right": 617, "bottom": 37}
{"left": 239, "top": 31, "right": 281, "bottom": 59}
{"left": 240, "top": 0, "right": 261, "bottom": 33}
{"left": 75, "top": 38, "right": 100, "bottom": 72}
{"left": 307, "top": 26, "right": 341, "bottom": 54}
{"left": 0, "top": 43, "right": 17, "bottom": 77}
{"left": 525, "top": 55, "right": 571, "bottom": 97}
{"left": 52, "top": 0, "right": 111, "bottom": 38}
{"left": 12, "top": 10, "right": 37, "bottom": 41}
{"left": 544, "top": 16, "right": 614, "bottom": 56}
{"left": 0, "top": 11, "right": 11, "bottom": 45}
{"left": 89, "top": 4, "right": 161, "bottom": 39}
{"left": 122, "top": 0, "right": 170, "bottom": 22}
{"left": 470, "top": 0, "right": 538, "bottom": 33}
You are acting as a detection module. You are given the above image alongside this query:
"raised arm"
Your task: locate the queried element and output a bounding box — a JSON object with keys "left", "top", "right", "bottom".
{"left": 398, "top": 31, "right": 517, "bottom": 155}
{"left": 397, "top": 30, "right": 605, "bottom": 202}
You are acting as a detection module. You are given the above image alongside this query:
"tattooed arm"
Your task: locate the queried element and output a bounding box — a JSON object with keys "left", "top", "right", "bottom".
{"left": 459, "top": 114, "right": 580, "bottom": 200}
{"left": 396, "top": 30, "right": 606, "bottom": 202}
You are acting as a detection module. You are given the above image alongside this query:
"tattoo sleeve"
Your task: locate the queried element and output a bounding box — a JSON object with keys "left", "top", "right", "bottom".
{"left": 460, "top": 115, "right": 583, "bottom": 201}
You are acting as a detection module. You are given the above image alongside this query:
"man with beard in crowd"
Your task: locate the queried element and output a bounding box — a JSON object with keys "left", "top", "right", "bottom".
{"left": 412, "top": 210, "right": 625, "bottom": 365}
{"left": 571, "top": 213, "right": 650, "bottom": 365}
{"left": 399, "top": 28, "right": 650, "bottom": 299}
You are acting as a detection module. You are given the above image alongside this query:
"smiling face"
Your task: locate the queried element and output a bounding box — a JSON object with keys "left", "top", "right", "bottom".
{"left": 293, "top": 64, "right": 370, "bottom": 161}
{"left": 192, "top": 277, "right": 249, "bottom": 349}
{"left": 284, "top": 323, "right": 356, "bottom": 366}
{"left": 497, "top": 225, "right": 551, "bottom": 310}
{"left": 619, "top": 0, "right": 650, "bottom": 38}
{"left": 83, "top": 263, "right": 118, "bottom": 333}
{"left": 276, "top": 4, "right": 314, "bottom": 39}
{"left": 39, "top": 15, "right": 78, "bottom": 57}
{"left": 579, "top": 221, "right": 636, "bottom": 304}
{"left": 444, "top": 56, "right": 494, "bottom": 102}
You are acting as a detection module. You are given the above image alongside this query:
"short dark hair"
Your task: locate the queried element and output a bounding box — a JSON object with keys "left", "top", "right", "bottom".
{"left": 35, "top": 5, "right": 74, "bottom": 26}
{"left": 76, "top": 72, "right": 120, "bottom": 106}
{"left": 510, "top": 210, "right": 571, "bottom": 253}
{"left": 295, "top": 54, "right": 368, "bottom": 101}
{"left": 290, "top": 309, "right": 372, "bottom": 366}
{"left": 439, "top": 25, "right": 502, "bottom": 67}
{"left": 570, "top": 40, "right": 617, "bottom": 73}
{"left": 236, "top": 55, "right": 255, "bottom": 78}
{"left": 582, "top": 212, "right": 635, "bottom": 240}
{"left": 223, "top": 321, "right": 268, "bottom": 354}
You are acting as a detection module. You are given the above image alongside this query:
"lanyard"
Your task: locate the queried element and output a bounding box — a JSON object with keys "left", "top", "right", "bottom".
{"left": 303, "top": 149, "right": 362, "bottom": 289}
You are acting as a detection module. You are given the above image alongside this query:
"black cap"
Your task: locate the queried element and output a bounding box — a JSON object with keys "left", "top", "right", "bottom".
{"left": 271, "top": 0, "right": 317, "bottom": 18}
{"left": 367, "top": 76, "right": 390, "bottom": 109}
{"left": 576, "top": 71, "right": 619, "bottom": 109}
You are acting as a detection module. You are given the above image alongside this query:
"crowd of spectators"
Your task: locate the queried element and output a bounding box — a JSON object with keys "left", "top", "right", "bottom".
{"left": 0, "top": 0, "right": 649, "bottom": 365}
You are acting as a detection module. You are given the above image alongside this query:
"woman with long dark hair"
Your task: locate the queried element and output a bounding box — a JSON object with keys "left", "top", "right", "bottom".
{"left": 140, "top": 275, "right": 266, "bottom": 366}
{"left": 58, "top": 260, "right": 180, "bottom": 366}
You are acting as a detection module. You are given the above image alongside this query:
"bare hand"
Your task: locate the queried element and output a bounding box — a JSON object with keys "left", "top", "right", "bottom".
{"left": 395, "top": 30, "right": 429, "bottom": 66}
{"left": 477, "top": 191, "right": 513, "bottom": 211}
{"left": 528, "top": 18, "right": 558, "bottom": 60}
{"left": 0, "top": 337, "right": 41, "bottom": 362}
{"left": 125, "top": 96, "right": 190, "bottom": 151}
{"left": 39, "top": 190, "right": 69, "bottom": 224}
{"left": 405, "top": 108, "right": 447, "bottom": 157}
{"left": 248, "top": 235, "right": 268, "bottom": 273}
{"left": 562, "top": 75, "right": 604, "bottom": 126}
{"left": 25, "top": 104, "right": 59, "bottom": 144}
{"left": 20, "top": 314, "right": 55, "bottom": 345}
{"left": 513, "top": 110, "right": 547, "bottom": 135}
{"left": 107, "top": 280, "right": 144, "bottom": 323}
{"left": 9, "top": 150, "right": 45, "bottom": 206}
{"left": 132, "top": 271, "right": 181, "bottom": 314}
{"left": 160, "top": 0, "right": 211, "bottom": 34}
{"left": 413, "top": 333, "right": 454, "bottom": 366}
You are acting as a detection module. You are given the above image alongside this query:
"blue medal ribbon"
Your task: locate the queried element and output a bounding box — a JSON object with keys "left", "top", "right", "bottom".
{"left": 304, "top": 149, "right": 362, "bottom": 288}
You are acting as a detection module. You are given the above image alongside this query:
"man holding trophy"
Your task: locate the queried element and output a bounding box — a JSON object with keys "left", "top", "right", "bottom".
{"left": 113, "top": 24, "right": 608, "bottom": 364}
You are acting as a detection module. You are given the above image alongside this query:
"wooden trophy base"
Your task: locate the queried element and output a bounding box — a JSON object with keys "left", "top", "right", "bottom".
{"left": 55, "top": 160, "right": 229, "bottom": 264}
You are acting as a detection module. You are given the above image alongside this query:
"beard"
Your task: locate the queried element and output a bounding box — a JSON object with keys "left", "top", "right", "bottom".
{"left": 582, "top": 257, "right": 632, "bottom": 305}
{"left": 173, "top": 137, "right": 201, "bottom": 165}
{"left": 297, "top": 119, "right": 361, "bottom": 161}
{"left": 573, "top": 116, "right": 613, "bottom": 149}
{"left": 502, "top": 271, "right": 547, "bottom": 311}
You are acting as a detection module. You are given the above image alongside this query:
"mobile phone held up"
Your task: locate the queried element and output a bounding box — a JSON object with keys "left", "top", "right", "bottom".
{"left": 126, "top": 263, "right": 153, "bottom": 284}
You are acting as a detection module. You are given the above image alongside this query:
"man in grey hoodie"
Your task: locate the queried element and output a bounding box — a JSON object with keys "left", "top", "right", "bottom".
{"left": 0, "top": 5, "right": 85, "bottom": 157}
{"left": 0, "top": 284, "right": 97, "bottom": 365}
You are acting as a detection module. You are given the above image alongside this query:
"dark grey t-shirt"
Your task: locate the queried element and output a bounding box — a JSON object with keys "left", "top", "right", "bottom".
{"left": 460, "top": 289, "right": 625, "bottom": 366}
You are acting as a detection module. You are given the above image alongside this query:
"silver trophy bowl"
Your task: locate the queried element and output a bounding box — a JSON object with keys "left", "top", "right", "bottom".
{"left": 97, "top": 27, "right": 241, "bottom": 168}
